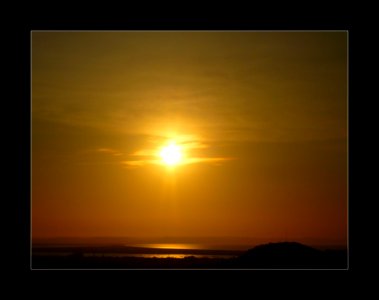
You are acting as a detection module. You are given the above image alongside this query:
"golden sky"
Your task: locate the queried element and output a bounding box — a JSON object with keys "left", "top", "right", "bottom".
{"left": 32, "top": 31, "right": 347, "bottom": 246}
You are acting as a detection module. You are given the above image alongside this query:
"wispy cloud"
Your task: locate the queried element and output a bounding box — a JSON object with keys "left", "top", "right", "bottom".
{"left": 121, "top": 136, "right": 233, "bottom": 168}
{"left": 182, "top": 157, "right": 234, "bottom": 165}
{"left": 121, "top": 156, "right": 233, "bottom": 168}
{"left": 97, "top": 148, "right": 123, "bottom": 156}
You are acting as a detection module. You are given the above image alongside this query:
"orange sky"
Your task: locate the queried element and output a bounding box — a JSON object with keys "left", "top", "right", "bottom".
{"left": 32, "top": 31, "right": 347, "bottom": 246}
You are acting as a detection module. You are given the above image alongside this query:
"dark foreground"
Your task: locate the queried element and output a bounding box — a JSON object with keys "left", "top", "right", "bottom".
{"left": 32, "top": 242, "right": 347, "bottom": 269}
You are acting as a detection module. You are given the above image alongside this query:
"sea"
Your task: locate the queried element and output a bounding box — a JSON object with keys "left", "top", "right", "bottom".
{"left": 32, "top": 243, "right": 246, "bottom": 259}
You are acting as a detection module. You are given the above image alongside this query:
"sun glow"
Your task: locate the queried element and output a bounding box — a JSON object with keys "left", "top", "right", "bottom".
{"left": 159, "top": 142, "right": 183, "bottom": 166}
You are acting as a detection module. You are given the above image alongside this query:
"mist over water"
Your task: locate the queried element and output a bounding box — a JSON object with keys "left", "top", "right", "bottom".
{"left": 131, "top": 243, "right": 250, "bottom": 251}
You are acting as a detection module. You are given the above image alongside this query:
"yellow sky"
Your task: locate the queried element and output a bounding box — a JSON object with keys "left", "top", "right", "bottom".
{"left": 32, "top": 31, "right": 347, "bottom": 246}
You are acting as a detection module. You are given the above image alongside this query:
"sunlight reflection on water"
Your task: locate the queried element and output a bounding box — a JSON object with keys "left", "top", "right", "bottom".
{"left": 85, "top": 253, "right": 235, "bottom": 259}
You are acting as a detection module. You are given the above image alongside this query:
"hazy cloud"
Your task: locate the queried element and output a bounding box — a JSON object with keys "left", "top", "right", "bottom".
{"left": 97, "top": 148, "right": 123, "bottom": 156}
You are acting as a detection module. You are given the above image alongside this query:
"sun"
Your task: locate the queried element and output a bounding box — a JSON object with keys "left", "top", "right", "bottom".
{"left": 159, "top": 142, "right": 183, "bottom": 166}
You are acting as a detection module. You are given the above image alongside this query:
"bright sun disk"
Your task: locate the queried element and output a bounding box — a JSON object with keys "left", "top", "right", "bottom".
{"left": 160, "top": 143, "right": 182, "bottom": 166}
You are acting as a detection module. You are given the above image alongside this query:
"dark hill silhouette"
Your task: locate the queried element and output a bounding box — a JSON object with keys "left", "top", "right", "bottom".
{"left": 237, "top": 242, "right": 347, "bottom": 269}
